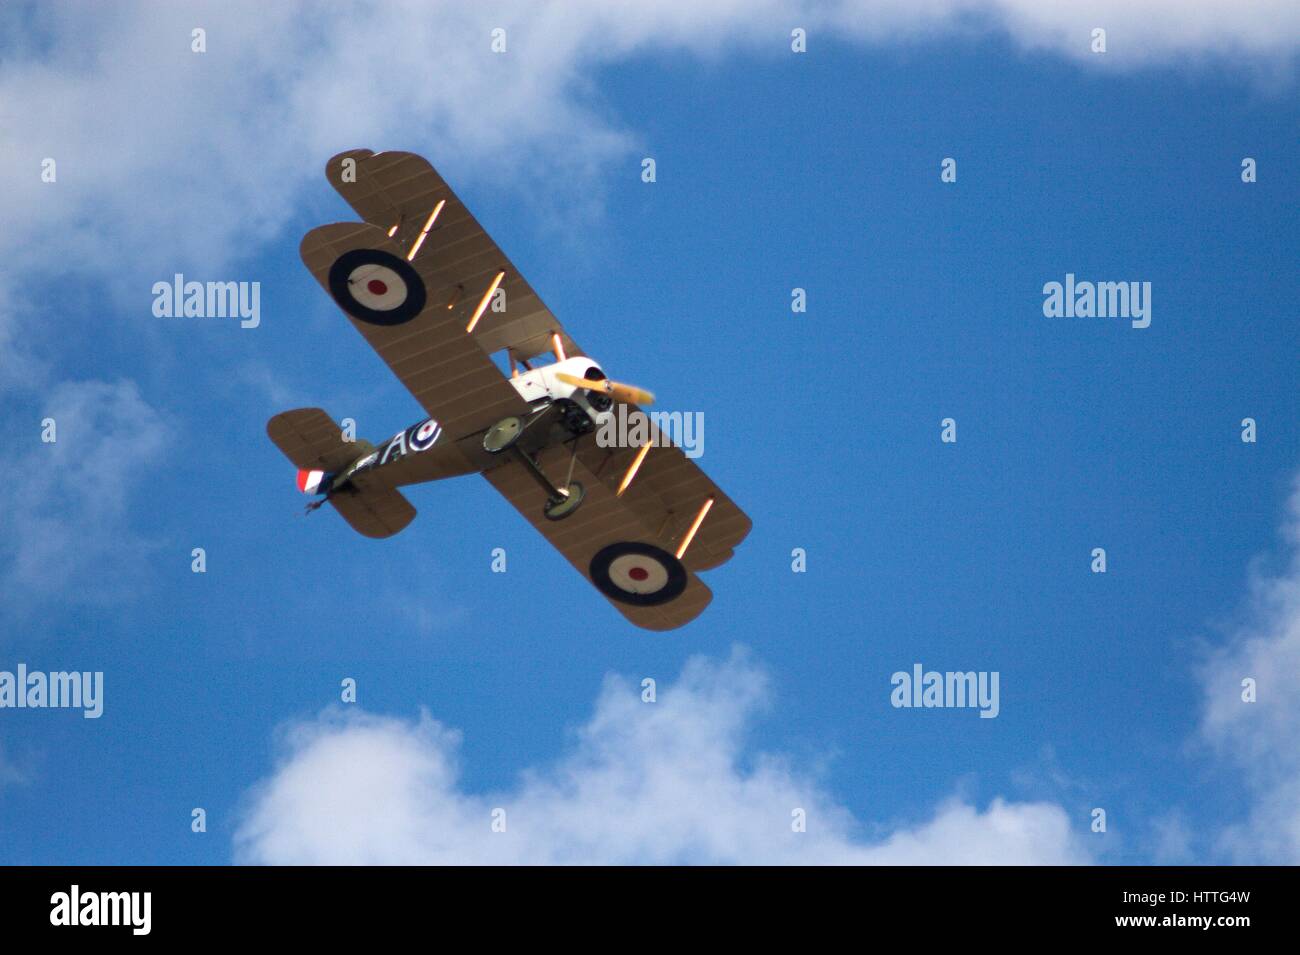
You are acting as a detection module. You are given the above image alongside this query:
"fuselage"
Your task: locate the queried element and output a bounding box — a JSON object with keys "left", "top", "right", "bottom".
{"left": 297, "top": 355, "right": 613, "bottom": 497}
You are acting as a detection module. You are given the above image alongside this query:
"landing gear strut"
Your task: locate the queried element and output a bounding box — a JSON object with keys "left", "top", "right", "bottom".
{"left": 484, "top": 414, "right": 586, "bottom": 520}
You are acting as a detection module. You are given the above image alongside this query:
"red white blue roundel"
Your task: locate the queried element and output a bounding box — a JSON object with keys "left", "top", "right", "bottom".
{"left": 589, "top": 542, "right": 688, "bottom": 606}
{"left": 409, "top": 418, "right": 442, "bottom": 451}
{"left": 327, "top": 248, "right": 427, "bottom": 326}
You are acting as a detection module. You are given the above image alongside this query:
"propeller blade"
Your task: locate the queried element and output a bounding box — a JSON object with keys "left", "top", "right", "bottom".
{"left": 555, "top": 372, "right": 655, "bottom": 406}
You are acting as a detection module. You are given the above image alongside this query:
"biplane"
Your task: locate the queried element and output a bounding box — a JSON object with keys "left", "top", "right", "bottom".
{"left": 267, "top": 150, "right": 751, "bottom": 630}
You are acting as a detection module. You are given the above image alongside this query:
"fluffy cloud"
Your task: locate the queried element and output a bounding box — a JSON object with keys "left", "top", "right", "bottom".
{"left": 2, "top": 1, "right": 1296, "bottom": 373}
{"left": 1199, "top": 478, "right": 1300, "bottom": 863}
{"left": 2, "top": 1, "right": 1298, "bottom": 279}
{"left": 934, "top": 0, "right": 1300, "bottom": 61}
{"left": 235, "top": 650, "right": 1091, "bottom": 864}
{"left": 0, "top": 379, "right": 171, "bottom": 609}
{"left": 0, "top": 742, "right": 30, "bottom": 791}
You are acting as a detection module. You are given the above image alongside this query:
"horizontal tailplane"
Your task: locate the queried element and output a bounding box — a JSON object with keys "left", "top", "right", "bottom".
{"left": 326, "top": 486, "right": 416, "bottom": 539}
{"left": 268, "top": 407, "right": 415, "bottom": 538}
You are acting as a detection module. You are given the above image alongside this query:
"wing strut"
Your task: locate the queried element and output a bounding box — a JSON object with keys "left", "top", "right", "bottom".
{"left": 675, "top": 497, "right": 716, "bottom": 559}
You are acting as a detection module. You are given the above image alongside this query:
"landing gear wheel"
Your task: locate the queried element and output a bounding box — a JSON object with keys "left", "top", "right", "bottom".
{"left": 483, "top": 416, "right": 524, "bottom": 454}
{"left": 543, "top": 482, "right": 585, "bottom": 521}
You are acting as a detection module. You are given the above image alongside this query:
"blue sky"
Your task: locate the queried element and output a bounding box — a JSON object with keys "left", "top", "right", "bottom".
{"left": 1, "top": 2, "right": 1298, "bottom": 864}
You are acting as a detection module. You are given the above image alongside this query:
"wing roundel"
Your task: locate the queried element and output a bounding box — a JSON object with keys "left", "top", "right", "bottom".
{"left": 299, "top": 222, "right": 529, "bottom": 443}
{"left": 327, "top": 248, "right": 427, "bottom": 326}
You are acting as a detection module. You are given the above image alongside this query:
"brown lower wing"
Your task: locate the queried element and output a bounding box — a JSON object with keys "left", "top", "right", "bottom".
{"left": 576, "top": 406, "right": 752, "bottom": 572}
{"left": 482, "top": 446, "right": 714, "bottom": 631}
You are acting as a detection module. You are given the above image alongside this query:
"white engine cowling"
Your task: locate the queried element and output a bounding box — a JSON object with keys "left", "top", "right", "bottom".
{"left": 509, "top": 356, "right": 614, "bottom": 426}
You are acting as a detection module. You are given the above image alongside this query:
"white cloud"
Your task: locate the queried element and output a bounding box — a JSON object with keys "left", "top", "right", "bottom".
{"left": 1, "top": 1, "right": 1297, "bottom": 282}
{"left": 0, "top": 288, "right": 46, "bottom": 395}
{"left": 0, "top": 742, "right": 30, "bottom": 791}
{"left": 1199, "top": 477, "right": 1300, "bottom": 863}
{"left": 0, "top": 379, "right": 171, "bottom": 609}
{"left": 988, "top": 0, "right": 1300, "bottom": 61}
{"left": 1, "top": 1, "right": 1295, "bottom": 389}
{"left": 1149, "top": 810, "right": 1195, "bottom": 864}
{"left": 235, "top": 649, "right": 1092, "bottom": 864}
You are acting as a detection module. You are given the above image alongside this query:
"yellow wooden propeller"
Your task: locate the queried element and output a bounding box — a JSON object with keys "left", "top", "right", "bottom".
{"left": 555, "top": 372, "right": 655, "bottom": 406}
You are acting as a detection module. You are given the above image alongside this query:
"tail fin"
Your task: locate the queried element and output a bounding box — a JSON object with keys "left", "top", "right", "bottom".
{"left": 267, "top": 408, "right": 415, "bottom": 539}
{"left": 296, "top": 468, "right": 329, "bottom": 494}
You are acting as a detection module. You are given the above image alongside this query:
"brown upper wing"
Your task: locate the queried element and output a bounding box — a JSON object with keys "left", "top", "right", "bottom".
{"left": 325, "top": 149, "right": 582, "bottom": 364}
{"left": 299, "top": 221, "right": 530, "bottom": 443}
